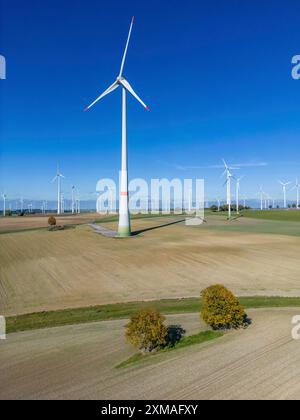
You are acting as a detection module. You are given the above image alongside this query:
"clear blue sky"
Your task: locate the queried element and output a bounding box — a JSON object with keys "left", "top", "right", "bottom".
{"left": 1, "top": 0, "right": 300, "bottom": 202}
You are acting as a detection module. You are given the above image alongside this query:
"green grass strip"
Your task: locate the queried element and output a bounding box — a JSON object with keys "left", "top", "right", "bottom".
{"left": 116, "top": 330, "right": 223, "bottom": 369}
{"left": 6, "top": 296, "right": 300, "bottom": 334}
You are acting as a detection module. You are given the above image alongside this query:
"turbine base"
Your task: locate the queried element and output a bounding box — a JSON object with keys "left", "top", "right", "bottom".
{"left": 118, "top": 226, "right": 131, "bottom": 237}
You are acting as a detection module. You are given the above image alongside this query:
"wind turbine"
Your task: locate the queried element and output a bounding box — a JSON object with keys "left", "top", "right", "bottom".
{"left": 292, "top": 178, "right": 300, "bottom": 209}
{"left": 83, "top": 17, "right": 150, "bottom": 237}
{"left": 71, "top": 186, "right": 75, "bottom": 214}
{"left": 2, "top": 193, "right": 6, "bottom": 216}
{"left": 60, "top": 193, "right": 65, "bottom": 214}
{"left": 221, "top": 160, "right": 239, "bottom": 219}
{"left": 259, "top": 186, "right": 264, "bottom": 210}
{"left": 235, "top": 176, "right": 244, "bottom": 215}
{"left": 279, "top": 181, "right": 291, "bottom": 209}
{"left": 76, "top": 192, "right": 81, "bottom": 214}
{"left": 52, "top": 165, "right": 65, "bottom": 215}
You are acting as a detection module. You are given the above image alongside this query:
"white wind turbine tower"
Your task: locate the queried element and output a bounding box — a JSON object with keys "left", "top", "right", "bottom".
{"left": 258, "top": 186, "right": 264, "bottom": 210}
{"left": 2, "top": 193, "right": 7, "bottom": 216}
{"left": 279, "top": 181, "right": 291, "bottom": 209}
{"left": 216, "top": 197, "right": 221, "bottom": 212}
{"left": 76, "top": 192, "right": 81, "bottom": 214}
{"left": 71, "top": 186, "right": 75, "bottom": 214}
{"left": 221, "top": 160, "right": 238, "bottom": 219}
{"left": 292, "top": 178, "right": 300, "bottom": 209}
{"left": 235, "top": 176, "right": 244, "bottom": 215}
{"left": 60, "top": 193, "right": 65, "bottom": 214}
{"left": 52, "top": 165, "right": 65, "bottom": 215}
{"left": 84, "top": 17, "right": 150, "bottom": 237}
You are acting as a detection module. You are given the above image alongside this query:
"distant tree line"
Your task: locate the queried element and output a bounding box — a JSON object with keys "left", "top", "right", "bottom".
{"left": 210, "top": 204, "right": 251, "bottom": 212}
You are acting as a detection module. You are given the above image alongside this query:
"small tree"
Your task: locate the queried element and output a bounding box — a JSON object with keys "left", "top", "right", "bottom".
{"left": 48, "top": 216, "right": 57, "bottom": 226}
{"left": 201, "top": 285, "right": 247, "bottom": 330}
{"left": 125, "top": 308, "right": 168, "bottom": 353}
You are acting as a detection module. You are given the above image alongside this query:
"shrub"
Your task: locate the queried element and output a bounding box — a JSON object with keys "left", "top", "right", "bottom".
{"left": 48, "top": 216, "right": 57, "bottom": 226}
{"left": 125, "top": 308, "right": 168, "bottom": 353}
{"left": 210, "top": 205, "right": 218, "bottom": 212}
{"left": 201, "top": 285, "right": 248, "bottom": 330}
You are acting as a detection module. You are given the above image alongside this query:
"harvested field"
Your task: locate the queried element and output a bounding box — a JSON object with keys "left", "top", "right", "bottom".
{"left": 0, "top": 213, "right": 103, "bottom": 233}
{"left": 1, "top": 309, "right": 299, "bottom": 400}
{"left": 1, "top": 216, "right": 300, "bottom": 316}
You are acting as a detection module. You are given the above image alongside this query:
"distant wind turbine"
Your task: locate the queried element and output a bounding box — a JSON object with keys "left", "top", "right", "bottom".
{"left": 291, "top": 178, "right": 300, "bottom": 209}
{"left": 52, "top": 165, "right": 65, "bottom": 215}
{"left": 2, "top": 193, "right": 6, "bottom": 216}
{"left": 76, "top": 192, "right": 80, "bottom": 214}
{"left": 71, "top": 186, "right": 75, "bottom": 214}
{"left": 235, "top": 176, "right": 244, "bottom": 215}
{"left": 221, "top": 160, "right": 239, "bottom": 219}
{"left": 279, "top": 181, "right": 291, "bottom": 209}
{"left": 259, "top": 186, "right": 264, "bottom": 211}
{"left": 83, "top": 17, "right": 150, "bottom": 237}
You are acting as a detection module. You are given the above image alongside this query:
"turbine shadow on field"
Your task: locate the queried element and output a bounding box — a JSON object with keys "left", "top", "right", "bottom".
{"left": 131, "top": 218, "right": 185, "bottom": 236}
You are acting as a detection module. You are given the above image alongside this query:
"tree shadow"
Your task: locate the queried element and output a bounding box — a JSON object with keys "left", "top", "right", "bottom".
{"left": 243, "top": 315, "right": 252, "bottom": 328}
{"left": 131, "top": 218, "right": 186, "bottom": 236}
{"left": 165, "top": 325, "right": 186, "bottom": 347}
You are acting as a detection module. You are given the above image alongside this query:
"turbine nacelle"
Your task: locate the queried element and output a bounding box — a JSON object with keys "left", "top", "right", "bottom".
{"left": 278, "top": 181, "right": 291, "bottom": 190}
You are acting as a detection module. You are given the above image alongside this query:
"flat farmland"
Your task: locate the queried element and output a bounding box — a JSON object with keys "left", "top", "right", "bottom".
{"left": 1, "top": 216, "right": 300, "bottom": 316}
{"left": 0, "top": 213, "right": 103, "bottom": 233}
{"left": 1, "top": 309, "right": 299, "bottom": 400}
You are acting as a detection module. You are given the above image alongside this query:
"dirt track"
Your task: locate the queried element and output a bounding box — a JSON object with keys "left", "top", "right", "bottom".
{"left": 1, "top": 309, "right": 299, "bottom": 400}
{"left": 2, "top": 217, "right": 300, "bottom": 315}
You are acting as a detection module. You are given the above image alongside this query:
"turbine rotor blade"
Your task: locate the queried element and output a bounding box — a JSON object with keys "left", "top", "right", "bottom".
{"left": 84, "top": 81, "right": 119, "bottom": 112}
{"left": 120, "top": 78, "right": 150, "bottom": 111}
{"left": 222, "top": 159, "right": 228, "bottom": 169}
{"left": 119, "top": 16, "right": 134, "bottom": 78}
